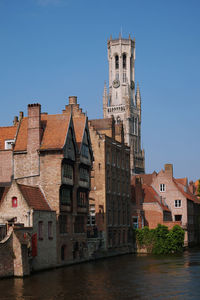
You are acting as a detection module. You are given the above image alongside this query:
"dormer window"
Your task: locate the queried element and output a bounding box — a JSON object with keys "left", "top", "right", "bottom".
{"left": 12, "top": 197, "right": 17, "bottom": 207}
{"left": 115, "top": 55, "right": 119, "bottom": 69}
{"left": 5, "top": 139, "right": 14, "bottom": 150}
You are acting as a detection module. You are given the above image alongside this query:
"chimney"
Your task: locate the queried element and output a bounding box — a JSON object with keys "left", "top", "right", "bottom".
{"left": 69, "top": 96, "right": 77, "bottom": 105}
{"left": 164, "top": 164, "right": 173, "bottom": 177}
{"left": 13, "top": 116, "right": 18, "bottom": 125}
{"left": 19, "top": 111, "right": 24, "bottom": 121}
{"left": 27, "top": 103, "right": 41, "bottom": 153}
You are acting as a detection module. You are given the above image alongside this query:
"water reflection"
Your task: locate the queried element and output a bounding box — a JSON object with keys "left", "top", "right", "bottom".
{"left": 1, "top": 250, "right": 200, "bottom": 299}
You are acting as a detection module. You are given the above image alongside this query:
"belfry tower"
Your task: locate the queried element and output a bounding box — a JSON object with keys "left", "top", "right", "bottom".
{"left": 103, "top": 34, "right": 145, "bottom": 174}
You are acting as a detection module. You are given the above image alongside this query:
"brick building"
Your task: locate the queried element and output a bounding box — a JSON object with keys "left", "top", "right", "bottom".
{"left": 0, "top": 181, "right": 57, "bottom": 275}
{"left": 0, "top": 96, "right": 93, "bottom": 271}
{"left": 131, "top": 164, "right": 200, "bottom": 246}
{"left": 88, "top": 117, "right": 131, "bottom": 253}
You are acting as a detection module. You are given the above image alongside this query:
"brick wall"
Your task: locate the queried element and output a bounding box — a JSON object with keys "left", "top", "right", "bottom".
{"left": 0, "top": 150, "right": 13, "bottom": 183}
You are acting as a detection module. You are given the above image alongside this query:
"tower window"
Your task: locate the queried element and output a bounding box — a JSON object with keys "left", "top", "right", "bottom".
{"left": 123, "top": 54, "right": 126, "bottom": 69}
{"left": 123, "top": 72, "right": 126, "bottom": 83}
{"left": 115, "top": 72, "right": 119, "bottom": 80}
{"left": 115, "top": 55, "right": 119, "bottom": 69}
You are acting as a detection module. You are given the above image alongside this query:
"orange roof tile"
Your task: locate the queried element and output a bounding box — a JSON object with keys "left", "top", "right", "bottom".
{"left": 40, "top": 114, "right": 70, "bottom": 150}
{"left": 18, "top": 184, "right": 52, "bottom": 211}
{"left": 14, "top": 114, "right": 71, "bottom": 152}
{"left": 0, "top": 125, "right": 18, "bottom": 150}
{"left": 173, "top": 179, "right": 199, "bottom": 204}
{"left": 143, "top": 184, "right": 170, "bottom": 212}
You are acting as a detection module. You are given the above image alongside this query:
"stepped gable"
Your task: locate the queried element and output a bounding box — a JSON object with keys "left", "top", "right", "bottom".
{"left": 0, "top": 125, "right": 18, "bottom": 150}
{"left": 14, "top": 113, "right": 71, "bottom": 152}
{"left": 17, "top": 184, "right": 52, "bottom": 211}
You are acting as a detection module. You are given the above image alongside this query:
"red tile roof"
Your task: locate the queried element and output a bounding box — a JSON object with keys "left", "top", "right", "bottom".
{"left": 0, "top": 125, "right": 18, "bottom": 150}
{"left": 173, "top": 179, "right": 199, "bottom": 204}
{"left": 14, "top": 113, "right": 71, "bottom": 152}
{"left": 18, "top": 184, "right": 52, "bottom": 211}
{"left": 143, "top": 184, "right": 170, "bottom": 212}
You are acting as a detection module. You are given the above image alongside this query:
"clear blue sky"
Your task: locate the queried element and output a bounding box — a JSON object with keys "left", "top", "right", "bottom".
{"left": 0, "top": 0, "right": 200, "bottom": 181}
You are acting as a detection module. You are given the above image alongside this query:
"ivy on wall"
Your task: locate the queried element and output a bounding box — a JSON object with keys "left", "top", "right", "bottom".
{"left": 135, "top": 224, "right": 185, "bottom": 254}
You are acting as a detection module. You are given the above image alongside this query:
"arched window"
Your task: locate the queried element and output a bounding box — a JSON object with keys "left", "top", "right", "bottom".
{"left": 115, "top": 55, "right": 119, "bottom": 69}
{"left": 123, "top": 54, "right": 126, "bottom": 69}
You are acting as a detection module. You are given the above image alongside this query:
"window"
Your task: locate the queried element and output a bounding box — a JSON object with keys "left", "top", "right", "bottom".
{"left": 63, "top": 163, "right": 73, "bottom": 180}
{"left": 160, "top": 184, "right": 166, "bottom": 192}
{"left": 87, "top": 204, "right": 96, "bottom": 226}
{"left": 60, "top": 186, "right": 72, "bottom": 206}
{"left": 123, "top": 53, "right": 126, "bottom": 69}
{"left": 115, "top": 55, "right": 119, "bottom": 69}
{"left": 12, "top": 197, "right": 17, "bottom": 207}
{"left": 74, "top": 215, "right": 85, "bottom": 233}
{"left": 48, "top": 221, "right": 53, "bottom": 239}
{"left": 115, "top": 72, "right": 119, "bottom": 80}
{"left": 5, "top": 139, "right": 14, "bottom": 150}
{"left": 38, "top": 221, "right": 43, "bottom": 240}
{"left": 59, "top": 215, "right": 68, "bottom": 233}
{"left": 80, "top": 167, "right": 89, "bottom": 182}
{"left": 133, "top": 217, "right": 138, "bottom": 229}
{"left": 78, "top": 191, "right": 87, "bottom": 207}
{"left": 123, "top": 72, "right": 126, "bottom": 83}
{"left": 175, "top": 200, "right": 181, "bottom": 208}
{"left": 175, "top": 215, "right": 182, "bottom": 221}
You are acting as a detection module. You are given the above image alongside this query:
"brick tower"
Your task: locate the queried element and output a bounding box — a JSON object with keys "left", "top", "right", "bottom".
{"left": 103, "top": 34, "right": 145, "bottom": 174}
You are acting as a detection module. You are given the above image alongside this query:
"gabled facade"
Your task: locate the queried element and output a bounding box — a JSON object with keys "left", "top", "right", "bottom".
{"left": 0, "top": 96, "right": 93, "bottom": 268}
{"left": 0, "top": 181, "right": 57, "bottom": 276}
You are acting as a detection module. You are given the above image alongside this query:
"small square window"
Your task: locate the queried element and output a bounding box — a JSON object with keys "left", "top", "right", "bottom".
{"left": 12, "top": 197, "right": 17, "bottom": 207}
{"left": 175, "top": 200, "right": 181, "bottom": 208}
{"left": 160, "top": 184, "right": 166, "bottom": 192}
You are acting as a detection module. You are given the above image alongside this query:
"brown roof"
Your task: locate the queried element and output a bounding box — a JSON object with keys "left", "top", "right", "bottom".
{"left": 0, "top": 125, "right": 18, "bottom": 150}
{"left": 73, "top": 115, "right": 86, "bottom": 150}
{"left": 18, "top": 184, "right": 52, "bottom": 211}
{"left": 175, "top": 178, "right": 187, "bottom": 186}
{"left": 143, "top": 184, "right": 170, "bottom": 212}
{"left": 132, "top": 173, "right": 156, "bottom": 186}
{"left": 14, "top": 114, "right": 71, "bottom": 152}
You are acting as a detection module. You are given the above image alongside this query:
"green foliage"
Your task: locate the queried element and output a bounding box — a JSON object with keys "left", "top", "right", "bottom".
{"left": 197, "top": 179, "right": 200, "bottom": 197}
{"left": 135, "top": 224, "right": 184, "bottom": 254}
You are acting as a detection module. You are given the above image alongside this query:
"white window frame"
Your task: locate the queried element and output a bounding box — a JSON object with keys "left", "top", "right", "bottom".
{"left": 5, "top": 139, "right": 14, "bottom": 150}
{"left": 160, "top": 183, "right": 166, "bottom": 192}
{"left": 175, "top": 199, "right": 181, "bottom": 208}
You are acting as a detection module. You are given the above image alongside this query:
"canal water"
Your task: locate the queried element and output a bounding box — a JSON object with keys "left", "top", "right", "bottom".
{"left": 1, "top": 249, "right": 200, "bottom": 300}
